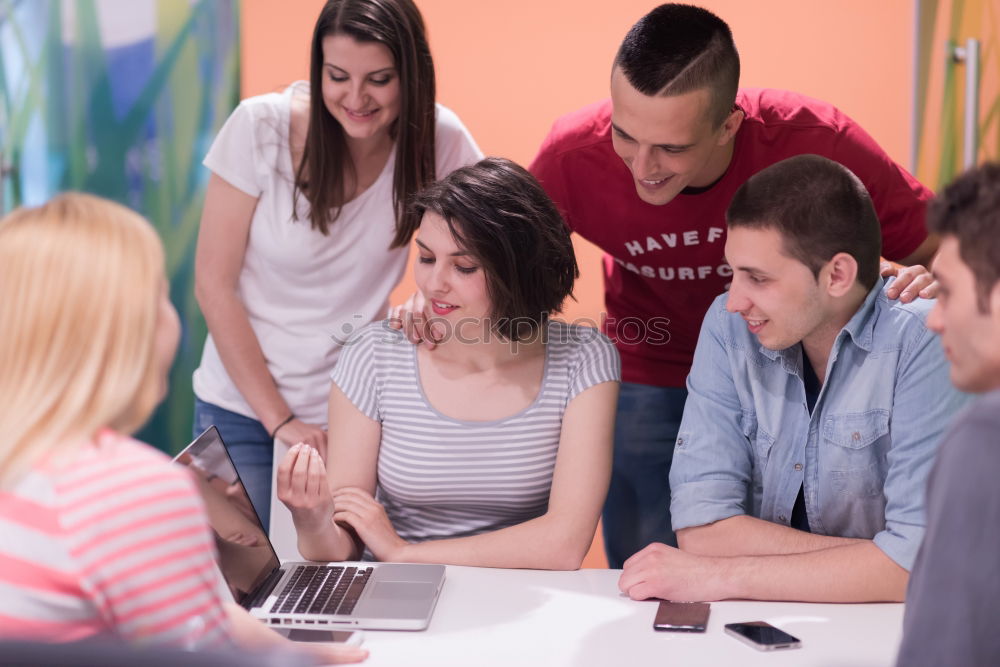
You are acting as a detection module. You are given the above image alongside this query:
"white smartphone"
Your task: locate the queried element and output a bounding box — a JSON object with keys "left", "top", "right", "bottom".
{"left": 276, "top": 628, "right": 364, "bottom": 646}
{"left": 724, "top": 621, "right": 801, "bottom": 651}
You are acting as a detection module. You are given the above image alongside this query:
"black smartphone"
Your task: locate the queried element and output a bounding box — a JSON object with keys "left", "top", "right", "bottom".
{"left": 653, "top": 600, "right": 710, "bottom": 632}
{"left": 724, "top": 621, "right": 801, "bottom": 650}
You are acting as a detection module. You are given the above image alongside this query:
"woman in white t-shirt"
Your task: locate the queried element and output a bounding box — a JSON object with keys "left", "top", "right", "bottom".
{"left": 277, "top": 158, "right": 621, "bottom": 569}
{"left": 192, "top": 0, "right": 481, "bottom": 528}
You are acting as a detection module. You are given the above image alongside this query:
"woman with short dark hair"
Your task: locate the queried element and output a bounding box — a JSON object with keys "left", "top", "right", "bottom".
{"left": 278, "top": 158, "right": 620, "bottom": 570}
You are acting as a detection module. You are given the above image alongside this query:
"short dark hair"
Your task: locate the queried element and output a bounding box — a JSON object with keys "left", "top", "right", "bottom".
{"left": 296, "top": 0, "right": 435, "bottom": 247}
{"left": 614, "top": 3, "right": 740, "bottom": 127}
{"left": 928, "top": 162, "right": 1000, "bottom": 312}
{"left": 410, "top": 158, "right": 578, "bottom": 341}
{"left": 727, "top": 154, "right": 882, "bottom": 289}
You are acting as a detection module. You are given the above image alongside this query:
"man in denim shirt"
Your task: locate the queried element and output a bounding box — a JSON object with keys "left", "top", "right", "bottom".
{"left": 619, "top": 154, "right": 968, "bottom": 602}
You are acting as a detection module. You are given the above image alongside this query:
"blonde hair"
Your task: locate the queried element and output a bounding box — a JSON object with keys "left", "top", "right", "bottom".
{"left": 0, "top": 193, "right": 166, "bottom": 487}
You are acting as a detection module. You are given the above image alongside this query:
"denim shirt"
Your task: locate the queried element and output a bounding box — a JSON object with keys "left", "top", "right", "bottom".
{"left": 669, "top": 278, "right": 969, "bottom": 570}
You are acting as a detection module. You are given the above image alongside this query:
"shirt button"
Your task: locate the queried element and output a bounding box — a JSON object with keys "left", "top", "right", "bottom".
{"left": 676, "top": 437, "right": 685, "bottom": 446}
{"left": 852, "top": 431, "right": 861, "bottom": 441}
{"left": 794, "top": 463, "right": 803, "bottom": 471}
{"left": 779, "top": 515, "right": 787, "bottom": 522}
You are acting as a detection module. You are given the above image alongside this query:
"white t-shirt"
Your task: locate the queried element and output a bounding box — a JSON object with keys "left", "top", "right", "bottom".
{"left": 193, "top": 82, "right": 482, "bottom": 425}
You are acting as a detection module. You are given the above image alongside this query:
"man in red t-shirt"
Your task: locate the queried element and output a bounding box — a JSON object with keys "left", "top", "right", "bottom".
{"left": 529, "top": 3, "right": 938, "bottom": 567}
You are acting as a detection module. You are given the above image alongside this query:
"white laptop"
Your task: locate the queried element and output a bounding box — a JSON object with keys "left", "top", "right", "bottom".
{"left": 175, "top": 426, "right": 445, "bottom": 631}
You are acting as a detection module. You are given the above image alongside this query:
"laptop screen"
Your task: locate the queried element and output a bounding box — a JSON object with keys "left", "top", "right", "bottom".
{"left": 174, "top": 426, "right": 281, "bottom": 606}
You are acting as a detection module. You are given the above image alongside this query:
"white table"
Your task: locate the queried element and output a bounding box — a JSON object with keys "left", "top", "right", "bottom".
{"left": 269, "top": 445, "right": 904, "bottom": 665}
{"left": 360, "top": 565, "right": 904, "bottom": 667}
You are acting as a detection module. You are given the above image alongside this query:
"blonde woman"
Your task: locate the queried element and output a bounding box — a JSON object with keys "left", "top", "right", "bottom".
{"left": 0, "top": 193, "right": 364, "bottom": 662}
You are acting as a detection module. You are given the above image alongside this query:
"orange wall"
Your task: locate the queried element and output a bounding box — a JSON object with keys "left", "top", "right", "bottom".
{"left": 241, "top": 0, "right": 916, "bottom": 567}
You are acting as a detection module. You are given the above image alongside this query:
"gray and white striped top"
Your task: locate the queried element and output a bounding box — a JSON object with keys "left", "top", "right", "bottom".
{"left": 330, "top": 320, "right": 620, "bottom": 544}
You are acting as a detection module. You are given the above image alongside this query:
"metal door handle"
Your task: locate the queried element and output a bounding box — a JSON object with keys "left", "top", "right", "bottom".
{"left": 952, "top": 38, "right": 980, "bottom": 169}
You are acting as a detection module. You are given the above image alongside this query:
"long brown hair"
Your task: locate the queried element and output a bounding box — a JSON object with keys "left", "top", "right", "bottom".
{"left": 294, "top": 0, "right": 436, "bottom": 248}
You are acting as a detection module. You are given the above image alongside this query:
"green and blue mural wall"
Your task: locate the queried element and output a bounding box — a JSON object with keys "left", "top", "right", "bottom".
{"left": 0, "top": 0, "right": 240, "bottom": 452}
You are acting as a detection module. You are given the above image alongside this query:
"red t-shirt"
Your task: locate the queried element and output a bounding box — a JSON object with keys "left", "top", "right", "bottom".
{"left": 530, "top": 88, "right": 932, "bottom": 387}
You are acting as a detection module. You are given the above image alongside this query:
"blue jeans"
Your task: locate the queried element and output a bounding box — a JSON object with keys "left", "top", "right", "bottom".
{"left": 602, "top": 382, "right": 688, "bottom": 568}
{"left": 193, "top": 397, "right": 273, "bottom": 532}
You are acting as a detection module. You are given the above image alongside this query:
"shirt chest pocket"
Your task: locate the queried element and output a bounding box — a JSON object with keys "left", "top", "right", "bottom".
{"left": 822, "top": 410, "right": 891, "bottom": 498}
{"left": 740, "top": 410, "right": 775, "bottom": 491}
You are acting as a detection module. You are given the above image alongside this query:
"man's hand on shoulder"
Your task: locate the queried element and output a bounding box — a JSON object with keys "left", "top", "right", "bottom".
{"left": 881, "top": 260, "right": 938, "bottom": 302}
{"left": 386, "top": 291, "right": 446, "bottom": 349}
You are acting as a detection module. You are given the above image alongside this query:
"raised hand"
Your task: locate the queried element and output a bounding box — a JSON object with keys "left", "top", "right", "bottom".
{"left": 276, "top": 444, "right": 334, "bottom": 532}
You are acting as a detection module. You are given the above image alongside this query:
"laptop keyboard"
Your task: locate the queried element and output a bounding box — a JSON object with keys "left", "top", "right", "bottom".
{"left": 275, "top": 565, "right": 373, "bottom": 616}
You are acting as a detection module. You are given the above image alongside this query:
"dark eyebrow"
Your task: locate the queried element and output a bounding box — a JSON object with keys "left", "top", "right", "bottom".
{"left": 610, "top": 123, "right": 635, "bottom": 142}
{"left": 414, "top": 238, "right": 470, "bottom": 256}
{"left": 610, "top": 122, "right": 695, "bottom": 151}
{"left": 734, "top": 265, "right": 770, "bottom": 278}
{"left": 323, "top": 64, "right": 395, "bottom": 76}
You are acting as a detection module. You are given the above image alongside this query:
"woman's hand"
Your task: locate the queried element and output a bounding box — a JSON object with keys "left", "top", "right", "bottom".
{"left": 295, "top": 641, "right": 368, "bottom": 664}
{"left": 274, "top": 419, "right": 328, "bottom": 458}
{"left": 276, "top": 444, "right": 334, "bottom": 531}
{"left": 225, "top": 601, "right": 368, "bottom": 663}
{"left": 332, "top": 487, "right": 408, "bottom": 562}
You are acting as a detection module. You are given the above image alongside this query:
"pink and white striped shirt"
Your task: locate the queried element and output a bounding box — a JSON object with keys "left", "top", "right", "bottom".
{"left": 0, "top": 430, "right": 231, "bottom": 648}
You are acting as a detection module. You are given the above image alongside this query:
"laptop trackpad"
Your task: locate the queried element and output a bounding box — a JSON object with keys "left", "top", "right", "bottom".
{"left": 360, "top": 581, "right": 437, "bottom": 620}
{"left": 369, "top": 581, "right": 434, "bottom": 600}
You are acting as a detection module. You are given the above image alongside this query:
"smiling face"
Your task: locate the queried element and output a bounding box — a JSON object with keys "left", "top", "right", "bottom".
{"left": 724, "top": 226, "right": 839, "bottom": 352}
{"left": 927, "top": 236, "right": 1000, "bottom": 392}
{"left": 414, "top": 212, "right": 492, "bottom": 327}
{"left": 320, "top": 34, "right": 401, "bottom": 146}
{"left": 609, "top": 67, "right": 741, "bottom": 206}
